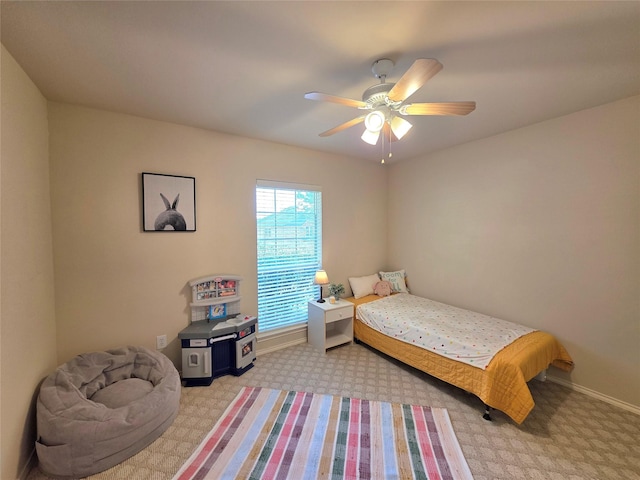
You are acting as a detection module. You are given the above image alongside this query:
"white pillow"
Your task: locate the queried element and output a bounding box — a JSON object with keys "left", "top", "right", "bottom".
{"left": 348, "top": 273, "right": 380, "bottom": 299}
{"left": 379, "top": 270, "right": 409, "bottom": 293}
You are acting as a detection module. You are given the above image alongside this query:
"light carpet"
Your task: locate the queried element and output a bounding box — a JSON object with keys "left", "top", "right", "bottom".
{"left": 27, "top": 343, "right": 640, "bottom": 480}
{"left": 172, "top": 386, "right": 473, "bottom": 480}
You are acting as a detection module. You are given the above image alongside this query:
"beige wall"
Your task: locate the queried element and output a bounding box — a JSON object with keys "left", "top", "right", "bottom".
{"left": 47, "top": 103, "right": 387, "bottom": 367}
{"left": 1, "top": 46, "right": 58, "bottom": 479}
{"left": 388, "top": 95, "right": 640, "bottom": 408}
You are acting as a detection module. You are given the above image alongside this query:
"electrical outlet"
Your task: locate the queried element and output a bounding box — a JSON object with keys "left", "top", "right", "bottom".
{"left": 156, "top": 334, "right": 168, "bottom": 350}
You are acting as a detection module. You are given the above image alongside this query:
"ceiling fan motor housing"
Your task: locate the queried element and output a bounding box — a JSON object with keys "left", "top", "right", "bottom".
{"left": 362, "top": 83, "right": 395, "bottom": 108}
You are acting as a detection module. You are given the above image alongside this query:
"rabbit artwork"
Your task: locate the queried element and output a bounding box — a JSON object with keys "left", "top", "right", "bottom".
{"left": 154, "top": 193, "right": 187, "bottom": 231}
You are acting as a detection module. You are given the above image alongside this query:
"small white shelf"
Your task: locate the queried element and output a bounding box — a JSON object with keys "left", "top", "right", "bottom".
{"left": 324, "top": 332, "right": 352, "bottom": 350}
{"left": 189, "top": 296, "right": 243, "bottom": 308}
{"left": 188, "top": 274, "right": 243, "bottom": 323}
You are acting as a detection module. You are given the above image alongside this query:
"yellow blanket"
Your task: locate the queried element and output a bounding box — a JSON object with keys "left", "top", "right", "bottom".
{"left": 346, "top": 295, "right": 574, "bottom": 424}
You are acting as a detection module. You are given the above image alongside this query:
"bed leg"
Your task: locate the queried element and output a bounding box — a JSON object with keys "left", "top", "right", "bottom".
{"left": 483, "top": 404, "right": 493, "bottom": 421}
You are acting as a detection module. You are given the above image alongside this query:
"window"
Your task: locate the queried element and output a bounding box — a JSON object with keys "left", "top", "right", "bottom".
{"left": 256, "top": 180, "right": 322, "bottom": 332}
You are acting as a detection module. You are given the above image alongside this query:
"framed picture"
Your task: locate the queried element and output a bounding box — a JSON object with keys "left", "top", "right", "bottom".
{"left": 142, "top": 172, "right": 196, "bottom": 232}
{"left": 207, "top": 303, "right": 227, "bottom": 321}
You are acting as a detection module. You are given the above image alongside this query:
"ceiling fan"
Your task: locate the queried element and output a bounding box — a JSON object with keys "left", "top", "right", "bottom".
{"left": 304, "top": 58, "right": 476, "bottom": 147}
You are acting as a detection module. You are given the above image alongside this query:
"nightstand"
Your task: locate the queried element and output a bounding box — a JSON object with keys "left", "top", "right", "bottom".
{"left": 307, "top": 299, "right": 354, "bottom": 352}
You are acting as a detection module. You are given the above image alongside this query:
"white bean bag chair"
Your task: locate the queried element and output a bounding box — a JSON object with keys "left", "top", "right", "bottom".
{"left": 36, "top": 346, "right": 181, "bottom": 478}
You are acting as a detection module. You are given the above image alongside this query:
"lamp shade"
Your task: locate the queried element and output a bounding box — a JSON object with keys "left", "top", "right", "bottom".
{"left": 314, "top": 270, "right": 329, "bottom": 285}
{"left": 361, "top": 128, "right": 381, "bottom": 145}
{"left": 364, "top": 110, "right": 385, "bottom": 133}
{"left": 390, "top": 116, "right": 412, "bottom": 139}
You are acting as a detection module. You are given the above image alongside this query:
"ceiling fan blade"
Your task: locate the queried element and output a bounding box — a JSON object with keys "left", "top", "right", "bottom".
{"left": 319, "top": 116, "right": 365, "bottom": 137}
{"left": 402, "top": 101, "right": 476, "bottom": 116}
{"left": 304, "top": 92, "right": 367, "bottom": 108}
{"left": 387, "top": 59, "right": 443, "bottom": 103}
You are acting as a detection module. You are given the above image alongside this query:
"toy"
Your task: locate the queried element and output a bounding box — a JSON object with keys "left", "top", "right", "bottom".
{"left": 373, "top": 280, "right": 392, "bottom": 297}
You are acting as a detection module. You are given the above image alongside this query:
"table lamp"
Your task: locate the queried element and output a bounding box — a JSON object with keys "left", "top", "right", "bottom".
{"left": 313, "top": 270, "right": 329, "bottom": 303}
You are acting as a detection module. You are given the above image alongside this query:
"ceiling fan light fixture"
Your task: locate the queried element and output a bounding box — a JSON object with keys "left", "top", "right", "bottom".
{"left": 361, "top": 128, "right": 380, "bottom": 145}
{"left": 390, "top": 116, "right": 412, "bottom": 140}
{"left": 305, "top": 58, "right": 476, "bottom": 157}
{"left": 364, "top": 110, "right": 386, "bottom": 133}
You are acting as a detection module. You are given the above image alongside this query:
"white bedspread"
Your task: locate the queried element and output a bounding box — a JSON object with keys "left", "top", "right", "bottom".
{"left": 356, "top": 294, "right": 535, "bottom": 369}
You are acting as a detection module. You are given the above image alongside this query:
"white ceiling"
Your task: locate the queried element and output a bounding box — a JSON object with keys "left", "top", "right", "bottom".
{"left": 2, "top": 1, "right": 639, "bottom": 164}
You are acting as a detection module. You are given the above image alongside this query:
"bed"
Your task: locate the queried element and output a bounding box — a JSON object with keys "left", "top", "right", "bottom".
{"left": 345, "top": 290, "right": 574, "bottom": 424}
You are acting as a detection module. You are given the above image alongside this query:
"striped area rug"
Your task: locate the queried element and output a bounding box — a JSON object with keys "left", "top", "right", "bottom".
{"left": 173, "top": 386, "right": 473, "bottom": 480}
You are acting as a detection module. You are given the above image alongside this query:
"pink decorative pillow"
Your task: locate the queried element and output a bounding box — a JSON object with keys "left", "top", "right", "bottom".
{"left": 373, "top": 280, "right": 392, "bottom": 297}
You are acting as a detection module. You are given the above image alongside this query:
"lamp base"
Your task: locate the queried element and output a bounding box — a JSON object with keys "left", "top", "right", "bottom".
{"left": 316, "top": 285, "right": 325, "bottom": 303}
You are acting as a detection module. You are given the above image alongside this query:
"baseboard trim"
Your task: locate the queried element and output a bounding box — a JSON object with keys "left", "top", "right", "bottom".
{"left": 547, "top": 374, "right": 640, "bottom": 416}
{"left": 256, "top": 325, "right": 307, "bottom": 356}
{"left": 257, "top": 337, "right": 307, "bottom": 356}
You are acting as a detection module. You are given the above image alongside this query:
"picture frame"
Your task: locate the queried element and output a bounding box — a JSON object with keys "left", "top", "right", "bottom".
{"left": 207, "top": 303, "right": 227, "bottom": 321}
{"left": 142, "top": 172, "right": 196, "bottom": 232}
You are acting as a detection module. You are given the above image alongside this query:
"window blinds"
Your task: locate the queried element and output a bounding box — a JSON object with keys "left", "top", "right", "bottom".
{"left": 256, "top": 181, "right": 322, "bottom": 332}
